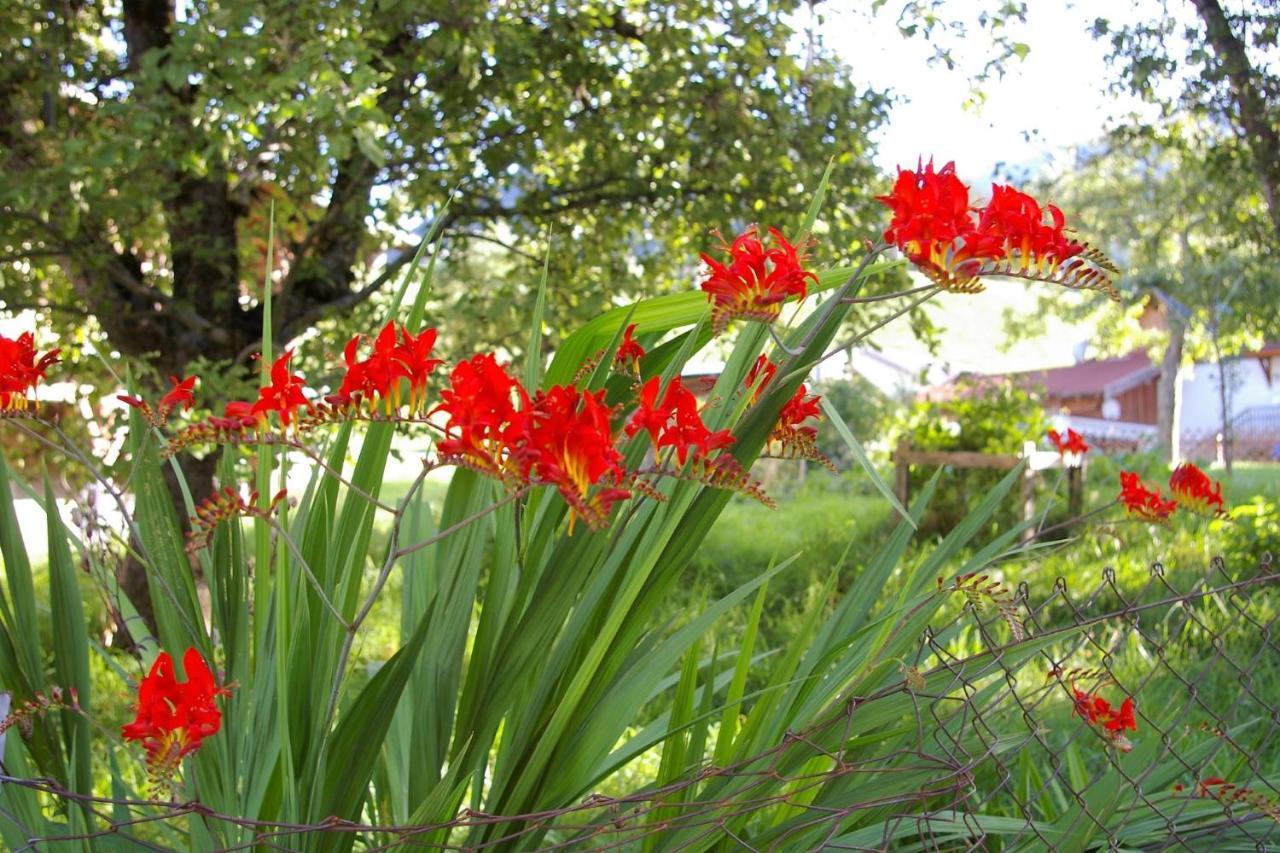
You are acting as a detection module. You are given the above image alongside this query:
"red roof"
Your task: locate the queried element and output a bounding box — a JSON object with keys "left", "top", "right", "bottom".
{"left": 1008, "top": 351, "right": 1155, "bottom": 397}
{"left": 924, "top": 350, "right": 1156, "bottom": 401}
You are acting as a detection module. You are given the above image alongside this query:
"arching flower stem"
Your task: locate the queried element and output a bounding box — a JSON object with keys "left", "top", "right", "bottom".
{"left": 839, "top": 282, "right": 939, "bottom": 304}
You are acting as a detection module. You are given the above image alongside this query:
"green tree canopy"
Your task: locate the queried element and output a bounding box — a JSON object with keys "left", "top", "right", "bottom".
{"left": 1094, "top": 0, "right": 1280, "bottom": 242}
{"left": 1, "top": 0, "right": 888, "bottom": 387}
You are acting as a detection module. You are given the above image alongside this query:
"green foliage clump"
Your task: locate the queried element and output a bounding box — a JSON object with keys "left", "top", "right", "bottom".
{"left": 1211, "top": 496, "right": 1280, "bottom": 569}
{"left": 688, "top": 476, "right": 891, "bottom": 648}
{"left": 893, "top": 378, "right": 1047, "bottom": 536}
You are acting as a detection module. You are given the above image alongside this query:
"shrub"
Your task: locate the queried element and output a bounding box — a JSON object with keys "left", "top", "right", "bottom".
{"left": 892, "top": 377, "right": 1048, "bottom": 536}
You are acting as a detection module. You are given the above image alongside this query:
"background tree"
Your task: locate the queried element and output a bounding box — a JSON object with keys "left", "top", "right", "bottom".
{"left": 0, "top": 0, "right": 889, "bottom": 384}
{"left": 1, "top": 0, "right": 897, "bottom": 639}
{"left": 1010, "top": 131, "right": 1279, "bottom": 462}
{"left": 1093, "top": 0, "right": 1280, "bottom": 241}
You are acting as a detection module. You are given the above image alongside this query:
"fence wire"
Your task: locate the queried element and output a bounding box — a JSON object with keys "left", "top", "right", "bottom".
{"left": 2, "top": 555, "right": 1278, "bottom": 851}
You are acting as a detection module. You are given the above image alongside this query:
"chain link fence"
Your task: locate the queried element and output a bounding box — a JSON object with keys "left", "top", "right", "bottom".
{"left": 2, "top": 555, "right": 1277, "bottom": 851}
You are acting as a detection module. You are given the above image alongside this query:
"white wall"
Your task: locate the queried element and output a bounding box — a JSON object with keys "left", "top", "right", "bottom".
{"left": 1178, "top": 356, "right": 1280, "bottom": 434}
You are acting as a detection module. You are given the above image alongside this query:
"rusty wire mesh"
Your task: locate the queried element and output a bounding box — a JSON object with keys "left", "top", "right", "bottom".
{"left": 2, "top": 555, "right": 1278, "bottom": 851}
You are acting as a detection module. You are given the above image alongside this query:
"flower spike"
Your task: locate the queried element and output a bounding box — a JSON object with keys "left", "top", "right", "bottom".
{"left": 1118, "top": 471, "right": 1177, "bottom": 522}
{"left": 1168, "top": 462, "right": 1225, "bottom": 517}
{"left": 699, "top": 226, "right": 817, "bottom": 335}
{"left": 878, "top": 159, "right": 1119, "bottom": 299}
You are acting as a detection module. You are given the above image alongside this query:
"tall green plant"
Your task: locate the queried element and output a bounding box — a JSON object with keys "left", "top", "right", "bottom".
{"left": 6, "top": 161, "right": 1254, "bottom": 851}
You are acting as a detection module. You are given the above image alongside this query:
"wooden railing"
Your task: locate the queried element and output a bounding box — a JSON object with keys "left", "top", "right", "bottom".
{"left": 892, "top": 439, "right": 1084, "bottom": 541}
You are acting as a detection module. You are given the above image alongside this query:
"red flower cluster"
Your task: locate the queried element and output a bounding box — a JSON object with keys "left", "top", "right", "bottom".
{"left": 435, "top": 354, "right": 631, "bottom": 529}
{"left": 1047, "top": 428, "right": 1088, "bottom": 457}
{"left": 1072, "top": 685, "right": 1137, "bottom": 752}
{"left": 0, "top": 331, "right": 60, "bottom": 411}
{"left": 626, "top": 376, "right": 735, "bottom": 465}
{"left": 121, "top": 648, "right": 230, "bottom": 773}
{"left": 434, "top": 353, "right": 530, "bottom": 485}
{"left": 699, "top": 226, "right": 817, "bottom": 335}
{"left": 333, "top": 321, "right": 442, "bottom": 413}
{"left": 217, "top": 350, "right": 312, "bottom": 430}
{"left": 744, "top": 354, "right": 833, "bottom": 471}
{"left": 877, "top": 160, "right": 1118, "bottom": 297}
{"left": 1119, "top": 463, "right": 1224, "bottom": 522}
{"left": 1175, "top": 777, "right": 1280, "bottom": 818}
{"left": 614, "top": 324, "right": 646, "bottom": 374}
{"left": 1168, "top": 462, "right": 1225, "bottom": 517}
{"left": 1118, "top": 471, "right": 1178, "bottom": 522}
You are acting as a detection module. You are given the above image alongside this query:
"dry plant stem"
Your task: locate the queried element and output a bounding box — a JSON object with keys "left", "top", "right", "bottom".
{"left": 794, "top": 242, "right": 890, "bottom": 354}
{"left": 391, "top": 486, "right": 530, "bottom": 561}
{"left": 812, "top": 286, "right": 940, "bottom": 372}
{"left": 1027, "top": 503, "right": 1116, "bottom": 541}
{"left": 767, "top": 324, "right": 803, "bottom": 357}
{"left": 840, "top": 282, "right": 937, "bottom": 304}
{"left": 321, "top": 462, "right": 433, "bottom": 730}
{"left": 263, "top": 518, "right": 350, "bottom": 628}
{"left": 5, "top": 418, "right": 206, "bottom": 646}
{"left": 841, "top": 286, "right": 940, "bottom": 347}
{"left": 282, "top": 438, "right": 396, "bottom": 514}
{"left": 1036, "top": 467, "right": 1069, "bottom": 535}
{"left": 8, "top": 418, "right": 142, "bottom": 543}
{"left": 321, "top": 465, "right": 527, "bottom": 732}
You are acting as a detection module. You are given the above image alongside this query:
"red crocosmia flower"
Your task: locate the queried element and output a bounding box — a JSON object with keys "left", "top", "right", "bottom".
{"left": 1105, "top": 697, "right": 1137, "bottom": 733}
{"left": 877, "top": 160, "right": 1004, "bottom": 293}
{"left": 121, "top": 647, "right": 230, "bottom": 771}
{"left": 778, "top": 384, "right": 822, "bottom": 432}
{"left": 516, "top": 385, "right": 628, "bottom": 528}
{"left": 251, "top": 349, "right": 311, "bottom": 427}
{"left": 119, "top": 375, "right": 199, "bottom": 426}
{"left": 1072, "top": 687, "right": 1108, "bottom": 725}
{"left": 337, "top": 322, "right": 405, "bottom": 407}
{"left": 0, "top": 331, "right": 60, "bottom": 411}
{"left": 1118, "top": 471, "right": 1177, "bottom": 522}
{"left": 160, "top": 376, "right": 198, "bottom": 414}
{"left": 626, "top": 376, "right": 734, "bottom": 465}
{"left": 745, "top": 353, "right": 778, "bottom": 403}
{"left": 877, "top": 160, "right": 1118, "bottom": 298}
{"left": 979, "top": 184, "right": 1085, "bottom": 268}
{"left": 626, "top": 377, "right": 672, "bottom": 445}
{"left": 433, "top": 354, "right": 529, "bottom": 483}
{"left": 1168, "top": 462, "right": 1225, "bottom": 517}
{"left": 662, "top": 392, "right": 735, "bottom": 465}
{"left": 1047, "top": 428, "right": 1088, "bottom": 457}
{"left": 615, "top": 324, "right": 646, "bottom": 373}
{"left": 744, "top": 355, "right": 833, "bottom": 469}
{"left": 699, "top": 226, "right": 817, "bottom": 335}
{"left": 1071, "top": 685, "right": 1137, "bottom": 750}
{"left": 394, "top": 326, "right": 443, "bottom": 407}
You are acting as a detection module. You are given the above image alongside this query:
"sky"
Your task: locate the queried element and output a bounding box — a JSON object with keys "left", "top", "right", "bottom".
{"left": 806, "top": 0, "right": 1179, "bottom": 380}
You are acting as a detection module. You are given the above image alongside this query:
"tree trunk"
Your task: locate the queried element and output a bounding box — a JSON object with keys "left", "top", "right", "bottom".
{"left": 1156, "top": 320, "right": 1186, "bottom": 464}
{"left": 1191, "top": 0, "right": 1280, "bottom": 244}
{"left": 1211, "top": 332, "right": 1234, "bottom": 474}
